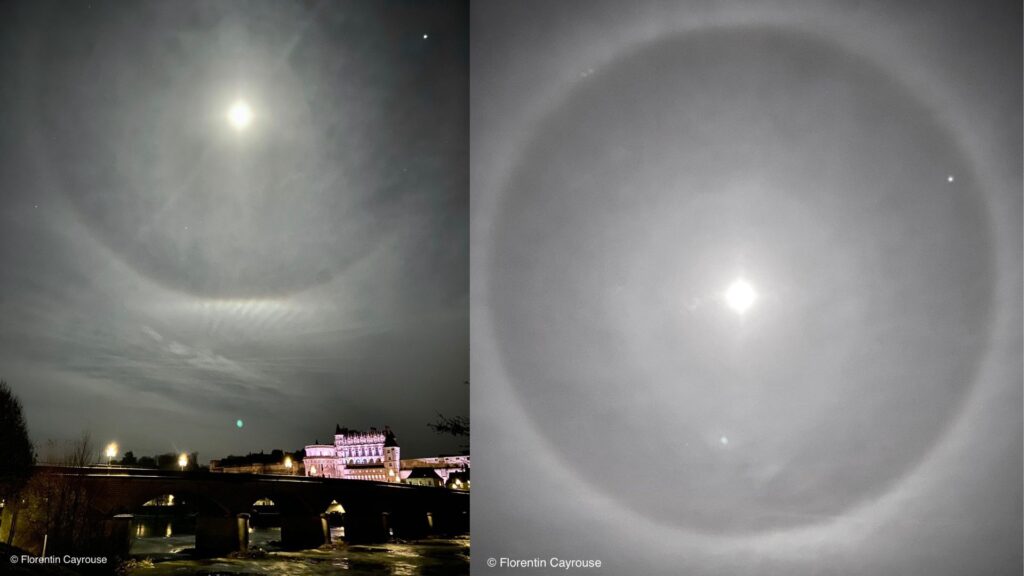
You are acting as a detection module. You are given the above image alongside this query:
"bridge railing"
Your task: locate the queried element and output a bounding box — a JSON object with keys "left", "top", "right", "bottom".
{"left": 30, "top": 465, "right": 468, "bottom": 494}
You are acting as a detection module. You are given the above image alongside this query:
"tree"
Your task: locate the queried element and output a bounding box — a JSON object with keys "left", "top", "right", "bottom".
{"left": 119, "top": 451, "right": 137, "bottom": 466}
{"left": 0, "top": 380, "right": 35, "bottom": 502}
{"left": 428, "top": 414, "right": 470, "bottom": 437}
{"left": 156, "top": 453, "right": 177, "bottom": 470}
{"left": 429, "top": 380, "right": 470, "bottom": 439}
{"left": 15, "top": 432, "right": 111, "bottom": 555}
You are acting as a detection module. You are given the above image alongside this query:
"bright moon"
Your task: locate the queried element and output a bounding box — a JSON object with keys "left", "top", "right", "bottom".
{"left": 227, "top": 100, "right": 253, "bottom": 130}
{"left": 724, "top": 278, "right": 758, "bottom": 315}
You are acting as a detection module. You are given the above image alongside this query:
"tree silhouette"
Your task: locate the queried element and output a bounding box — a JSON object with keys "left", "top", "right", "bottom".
{"left": 0, "top": 379, "right": 35, "bottom": 503}
{"left": 428, "top": 414, "right": 470, "bottom": 437}
{"left": 428, "top": 380, "right": 470, "bottom": 442}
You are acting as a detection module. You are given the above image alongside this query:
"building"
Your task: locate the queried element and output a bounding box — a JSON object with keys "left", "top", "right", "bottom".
{"left": 304, "top": 425, "right": 402, "bottom": 483}
{"left": 405, "top": 467, "right": 443, "bottom": 487}
{"left": 304, "top": 425, "right": 469, "bottom": 487}
{"left": 399, "top": 455, "right": 470, "bottom": 485}
{"left": 209, "top": 450, "right": 302, "bottom": 475}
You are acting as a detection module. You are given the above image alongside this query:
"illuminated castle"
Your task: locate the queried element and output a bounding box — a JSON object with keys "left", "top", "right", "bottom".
{"left": 304, "top": 425, "right": 401, "bottom": 483}
{"left": 304, "top": 425, "right": 470, "bottom": 486}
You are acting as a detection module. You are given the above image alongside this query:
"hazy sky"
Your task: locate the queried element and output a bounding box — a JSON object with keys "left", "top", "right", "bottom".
{"left": 0, "top": 0, "right": 468, "bottom": 462}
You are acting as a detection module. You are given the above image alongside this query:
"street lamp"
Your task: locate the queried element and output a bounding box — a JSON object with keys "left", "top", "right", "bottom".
{"left": 105, "top": 443, "right": 118, "bottom": 467}
{"left": 284, "top": 456, "right": 293, "bottom": 475}
{"left": 178, "top": 453, "right": 188, "bottom": 472}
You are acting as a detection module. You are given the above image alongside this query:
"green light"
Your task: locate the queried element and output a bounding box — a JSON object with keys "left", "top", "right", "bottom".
{"left": 236, "top": 419, "right": 244, "bottom": 429}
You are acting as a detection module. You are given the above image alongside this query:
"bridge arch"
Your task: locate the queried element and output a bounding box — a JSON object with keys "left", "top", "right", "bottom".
{"left": 119, "top": 489, "right": 231, "bottom": 518}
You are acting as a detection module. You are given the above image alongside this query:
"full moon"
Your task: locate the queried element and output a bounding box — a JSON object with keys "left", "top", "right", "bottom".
{"left": 227, "top": 100, "right": 253, "bottom": 130}
{"left": 724, "top": 278, "right": 758, "bottom": 315}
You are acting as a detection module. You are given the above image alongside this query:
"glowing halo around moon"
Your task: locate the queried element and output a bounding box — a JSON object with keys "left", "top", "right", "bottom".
{"left": 486, "top": 21, "right": 997, "bottom": 542}
{"left": 724, "top": 278, "right": 758, "bottom": 315}
{"left": 227, "top": 99, "right": 253, "bottom": 130}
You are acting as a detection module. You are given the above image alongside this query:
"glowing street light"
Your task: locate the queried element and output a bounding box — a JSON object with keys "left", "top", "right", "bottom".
{"left": 105, "top": 443, "right": 118, "bottom": 467}
{"left": 284, "top": 456, "right": 293, "bottom": 475}
{"left": 178, "top": 453, "right": 188, "bottom": 472}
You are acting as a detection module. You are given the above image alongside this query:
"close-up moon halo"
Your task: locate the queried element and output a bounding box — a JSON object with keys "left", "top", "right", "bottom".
{"left": 488, "top": 24, "right": 993, "bottom": 537}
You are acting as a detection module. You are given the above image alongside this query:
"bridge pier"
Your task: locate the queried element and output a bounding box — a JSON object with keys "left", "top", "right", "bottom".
{"left": 100, "top": 514, "right": 134, "bottom": 558}
{"left": 280, "top": 513, "right": 330, "bottom": 549}
{"left": 343, "top": 510, "right": 390, "bottom": 543}
{"left": 195, "top": 513, "right": 249, "bottom": 556}
{"left": 390, "top": 510, "right": 431, "bottom": 540}
{"left": 431, "top": 508, "right": 470, "bottom": 536}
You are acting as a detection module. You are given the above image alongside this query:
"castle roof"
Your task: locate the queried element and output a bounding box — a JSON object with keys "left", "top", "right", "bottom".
{"left": 407, "top": 467, "right": 442, "bottom": 480}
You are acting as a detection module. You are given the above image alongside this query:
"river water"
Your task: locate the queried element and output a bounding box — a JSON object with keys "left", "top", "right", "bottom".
{"left": 126, "top": 526, "right": 470, "bottom": 575}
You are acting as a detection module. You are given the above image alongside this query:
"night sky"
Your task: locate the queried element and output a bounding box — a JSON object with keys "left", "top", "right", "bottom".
{"left": 0, "top": 1, "right": 468, "bottom": 462}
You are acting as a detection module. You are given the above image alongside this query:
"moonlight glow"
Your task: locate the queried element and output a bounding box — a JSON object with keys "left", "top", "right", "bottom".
{"left": 227, "top": 100, "right": 253, "bottom": 130}
{"left": 724, "top": 279, "right": 758, "bottom": 315}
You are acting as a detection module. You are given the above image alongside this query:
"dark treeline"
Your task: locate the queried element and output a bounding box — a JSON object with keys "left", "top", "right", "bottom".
{"left": 116, "top": 451, "right": 201, "bottom": 471}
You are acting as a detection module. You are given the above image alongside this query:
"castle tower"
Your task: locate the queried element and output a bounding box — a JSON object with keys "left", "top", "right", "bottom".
{"left": 333, "top": 424, "right": 348, "bottom": 478}
{"left": 383, "top": 426, "right": 401, "bottom": 483}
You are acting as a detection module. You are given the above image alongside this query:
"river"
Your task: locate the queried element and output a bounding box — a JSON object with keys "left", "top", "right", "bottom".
{"left": 126, "top": 525, "right": 470, "bottom": 575}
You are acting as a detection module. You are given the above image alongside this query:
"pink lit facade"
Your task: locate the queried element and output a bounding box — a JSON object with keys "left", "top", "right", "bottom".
{"left": 304, "top": 426, "right": 401, "bottom": 483}
{"left": 304, "top": 426, "right": 470, "bottom": 485}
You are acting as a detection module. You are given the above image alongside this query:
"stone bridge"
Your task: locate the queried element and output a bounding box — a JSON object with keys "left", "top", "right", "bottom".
{"left": 0, "top": 465, "right": 469, "bottom": 556}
